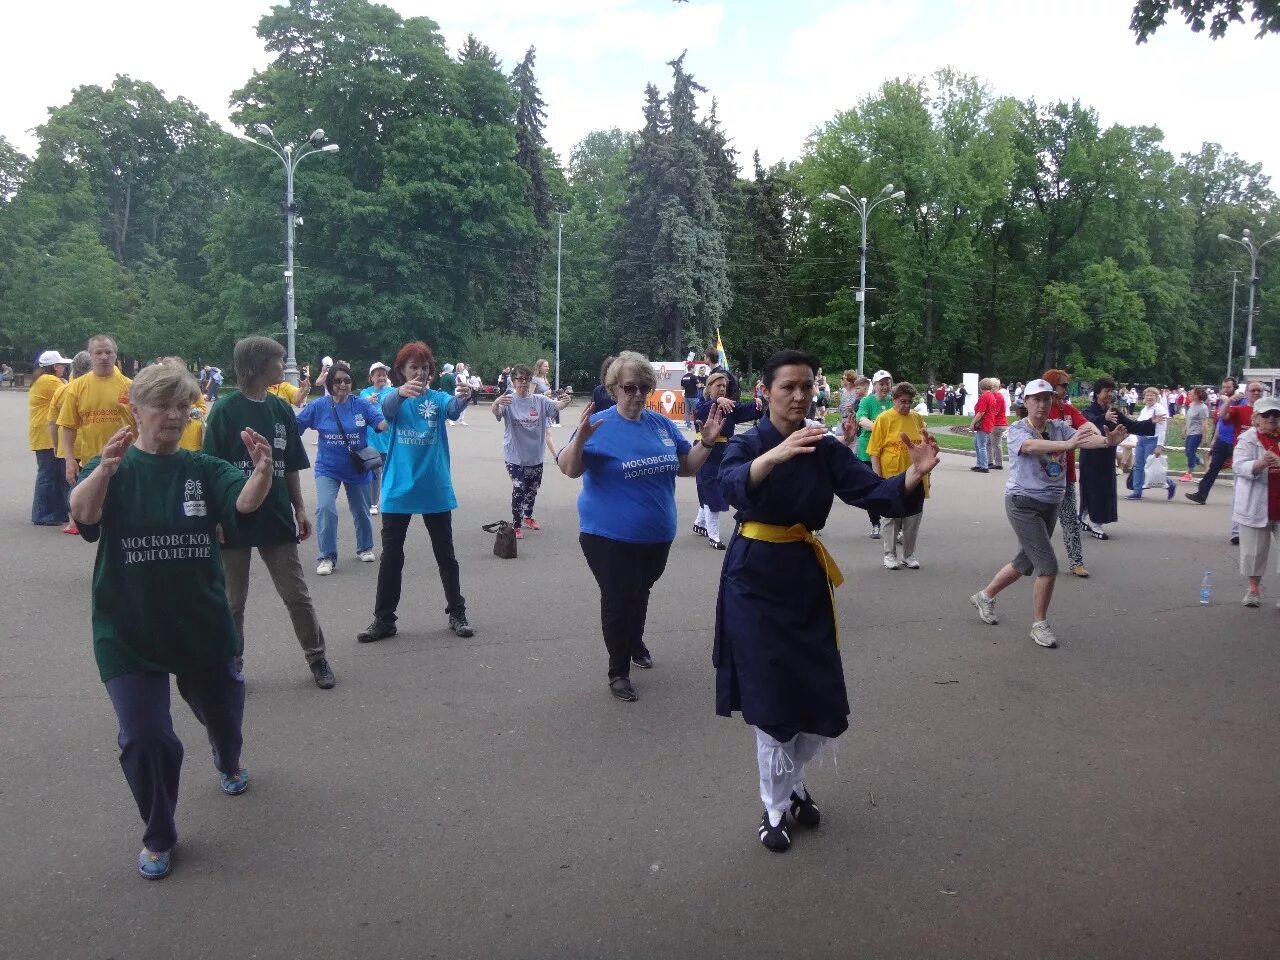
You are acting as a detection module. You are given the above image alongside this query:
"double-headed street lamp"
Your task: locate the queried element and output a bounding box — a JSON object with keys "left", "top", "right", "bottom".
{"left": 239, "top": 124, "right": 340, "bottom": 386}
{"left": 1219, "top": 228, "right": 1280, "bottom": 374}
{"left": 821, "top": 183, "right": 905, "bottom": 376}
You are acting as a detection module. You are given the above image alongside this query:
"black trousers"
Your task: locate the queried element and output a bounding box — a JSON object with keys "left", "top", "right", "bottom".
{"left": 374, "top": 511, "right": 465, "bottom": 624}
{"left": 1195, "top": 439, "right": 1233, "bottom": 499}
{"left": 579, "top": 533, "right": 671, "bottom": 679}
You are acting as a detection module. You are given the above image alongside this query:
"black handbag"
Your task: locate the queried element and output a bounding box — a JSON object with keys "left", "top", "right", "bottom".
{"left": 482, "top": 521, "right": 518, "bottom": 559}
{"left": 329, "top": 397, "right": 384, "bottom": 474}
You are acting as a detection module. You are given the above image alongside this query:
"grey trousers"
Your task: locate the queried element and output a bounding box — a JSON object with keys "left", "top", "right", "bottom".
{"left": 222, "top": 543, "right": 327, "bottom": 665}
{"left": 1005, "top": 494, "right": 1060, "bottom": 577}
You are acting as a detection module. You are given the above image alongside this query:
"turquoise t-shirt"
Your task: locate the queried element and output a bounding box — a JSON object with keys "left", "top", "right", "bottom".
{"left": 569, "top": 407, "right": 692, "bottom": 544}
{"left": 380, "top": 388, "right": 465, "bottom": 515}
{"left": 360, "top": 385, "right": 396, "bottom": 454}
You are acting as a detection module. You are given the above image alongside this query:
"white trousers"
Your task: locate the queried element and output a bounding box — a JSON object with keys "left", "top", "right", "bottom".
{"left": 705, "top": 510, "right": 722, "bottom": 543}
{"left": 756, "top": 728, "right": 829, "bottom": 818}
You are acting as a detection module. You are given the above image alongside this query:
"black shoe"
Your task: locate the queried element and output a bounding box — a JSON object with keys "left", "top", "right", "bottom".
{"left": 789, "top": 789, "right": 820, "bottom": 828}
{"left": 758, "top": 810, "right": 791, "bottom": 852}
{"left": 631, "top": 652, "right": 653, "bottom": 669}
{"left": 990, "top": 465, "right": 1003, "bottom": 470}
{"left": 309, "top": 658, "right": 336, "bottom": 689}
{"left": 232, "top": 655, "right": 244, "bottom": 676}
{"left": 1230, "top": 535, "right": 1240, "bottom": 545}
{"left": 970, "top": 466, "right": 989, "bottom": 473}
{"left": 609, "top": 677, "right": 637, "bottom": 701}
{"left": 449, "top": 614, "right": 474, "bottom": 638}
{"left": 708, "top": 538, "right": 726, "bottom": 550}
{"left": 1184, "top": 492, "right": 1207, "bottom": 505}
{"left": 693, "top": 523, "right": 707, "bottom": 537}
{"left": 357, "top": 619, "right": 396, "bottom": 643}
{"left": 869, "top": 523, "right": 881, "bottom": 540}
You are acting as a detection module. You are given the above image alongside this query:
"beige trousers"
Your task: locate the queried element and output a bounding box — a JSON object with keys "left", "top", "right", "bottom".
{"left": 222, "top": 543, "right": 327, "bottom": 665}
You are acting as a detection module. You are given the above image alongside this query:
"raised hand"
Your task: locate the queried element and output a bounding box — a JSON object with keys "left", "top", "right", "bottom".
{"left": 701, "top": 403, "right": 727, "bottom": 445}
{"left": 715, "top": 396, "right": 737, "bottom": 414}
{"left": 903, "top": 429, "right": 941, "bottom": 475}
{"left": 496, "top": 393, "right": 514, "bottom": 409}
{"left": 97, "top": 428, "right": 134, "bottom": 478}
{"left": 575, "top": 403, "right": 602, "bottom": 443}
{"left": 240, "top": 427, "right": 274, "bottom": 474}
{"left": 1105, "top": 424, "right": 1128, "bottom": 447}
{"left": 768, "top": 426, "right": 827, "bottom": 465}
{"left": 455, "top": 381, "right": 472, "bottom": 400}
{"left": 399, "top": 375, "right": 425, "bottom": 399}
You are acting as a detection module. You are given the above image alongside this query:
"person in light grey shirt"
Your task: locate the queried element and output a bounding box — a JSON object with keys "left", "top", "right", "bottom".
{"left": 1180, "top": 387, "right": 1210, "bottom": 481}
{"left": 492, "top": 363, "right": 571, "bottom": 539}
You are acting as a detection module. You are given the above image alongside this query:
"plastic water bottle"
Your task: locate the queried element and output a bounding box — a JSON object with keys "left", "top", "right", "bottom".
{"left": 1199, "top": 571, "right": 1212, "bottom": 605}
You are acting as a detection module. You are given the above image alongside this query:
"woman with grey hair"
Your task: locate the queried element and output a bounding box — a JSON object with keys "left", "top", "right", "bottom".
{"left": 558, "top": 350, "right": 727, "bottom": 702}
{"left": 202, "top": 336, "right": 336, "bottom": 690}
{"left": 70, "top": 362, "right": 276, "bottom": 880}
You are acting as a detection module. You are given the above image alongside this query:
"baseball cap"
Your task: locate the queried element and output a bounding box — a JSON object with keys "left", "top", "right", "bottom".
{"left": 1255, "top": 397, "right": 1280, "bottom": 415}
{"left": 1022, "top": 378, "right": 1054, "bottom": 398}
{"left": 871, "top": 369, "right": 892, "bottom": 383}
{"left": 368, "top": 361, "right": 390, "bottom": 375}
{"left": 441, "top": 363, "right": 455, "bottom": 374}
{"left": 37, "top": 350, "right": 72, "bottom": 367}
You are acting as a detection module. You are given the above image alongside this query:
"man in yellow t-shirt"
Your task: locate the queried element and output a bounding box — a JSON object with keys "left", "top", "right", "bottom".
{"left": 867, "top": 381, "right": 930, "bottom": 570}
{"left": 57, "top": 334, "right": 135, "bottom": 485}
{"left": 266, "top": 367, "right": 310, "bottom": 408}
{"left": 29, "top": 349, "right": 71, "bottom": 525}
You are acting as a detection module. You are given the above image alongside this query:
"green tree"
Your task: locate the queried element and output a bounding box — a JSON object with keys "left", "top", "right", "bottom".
{"left": 508, "top": 46, "right": 553, "bottom": 338}
{"left": 1131, "top": 0, "right": 1280, "bottom": 41}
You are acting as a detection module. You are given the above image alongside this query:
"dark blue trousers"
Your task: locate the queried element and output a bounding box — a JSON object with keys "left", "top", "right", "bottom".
{"left": 31, "top": 449, "right": 69, "bottom": 524}
{"left": 104, "top": 659, "right": 245, "bottom": 853}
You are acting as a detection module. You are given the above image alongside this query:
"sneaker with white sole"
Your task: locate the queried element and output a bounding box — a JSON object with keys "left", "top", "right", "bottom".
{"left": 882, "top": 554, "right": 900, "bottom": 570}
{"left": 1029, "top": 620, "right": 1058, "bottom": 648}
{"left": 369, "top": 505, "right": 379, "bottom": 515}
{"left": 970, "top": 591, "right": 998, "bottom": 624}
{"left": 1243, "top": 590, "right": 1261, "bottom": 608}
{"left": 902, "top": 555, "right": 920, "bottom": 569}
{"left": 357, "top": 550, "right": 376, "bottom": 563}
{"left": 316, "top": 558, "right": 335, "bottom": 576}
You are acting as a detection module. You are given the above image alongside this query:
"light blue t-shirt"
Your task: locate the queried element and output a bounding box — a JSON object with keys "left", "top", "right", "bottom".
{"left": 569, "top": 407, "right": 692, "bottom": 543}
{"left": 380, "top": 388, "right": 466, "bottom": 515}
{"left": 1006, "top": 417, "right": 1075, "bottom": 503}
{"left": 360, "top": 385, "right": 396, "bottom": 454}
{"left": 296, "top": 395, "right": 385, "bottom": 484}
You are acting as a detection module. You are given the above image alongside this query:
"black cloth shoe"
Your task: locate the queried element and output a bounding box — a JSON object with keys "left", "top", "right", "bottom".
{"left": 1184, "top": 492, "right": 1207, "bottom": 505}
{"left": 309, "top": 658, "right": 336, "bottom": 689}
{"left": 708, "top": 538, "right": 726, "bottom": 550}
{"left": 869, "top": 523, "right": 881, "bottom": 540}
{"left": 609, "top": 677, "right": 637, "bottom": 701}
{"left": 758, "top": 810, "right": 791, "bottom": 852}
{"left": 1230, "top": 534, "right": 1240, "bottom": 545}
{"left": 357, "top": 619, "right": 397, "bottom": 643}
{"left": 693, "top": 523, "right": 707, "bottom": 537}
{"left": 789, "top": 789, "right": 820, "bottom": 828}
{"left": 449, "top": 614, "right": 475, "bottom": 638}
{"left": 970, "top": 466, "right": 989, "bottom": 473}
{"left": 631, "top": 652, "right": 653, "bottom": 669}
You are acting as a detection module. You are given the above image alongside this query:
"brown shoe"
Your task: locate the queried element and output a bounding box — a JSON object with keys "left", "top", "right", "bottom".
{"left": 1071, "top": 565, "right": 1090, "bottom": 578}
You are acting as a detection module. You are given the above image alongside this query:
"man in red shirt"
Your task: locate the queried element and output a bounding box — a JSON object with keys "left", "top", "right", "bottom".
{"left": 1187, "top": 381, "right": 1263, "bottom": 507}
{"left": 970, "top": 378, "right": 999, "bottom": 473}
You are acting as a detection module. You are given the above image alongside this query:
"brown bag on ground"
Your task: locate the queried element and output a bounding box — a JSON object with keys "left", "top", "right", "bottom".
{"left": 482, "top": 521, "right": 517, "bottom": 559}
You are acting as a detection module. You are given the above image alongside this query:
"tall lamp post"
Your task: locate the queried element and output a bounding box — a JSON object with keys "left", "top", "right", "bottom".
{"left": 1219, "top": 228, "right": 1280, "bottom": 375}
{"left": 239, "top": 125, "right": 340, "bottom": 386}
{"left": 821, "top": 183, "right": 905, "bottom": 376}
{"left": 554, "top": 210, "right": 565, "bottom": 391}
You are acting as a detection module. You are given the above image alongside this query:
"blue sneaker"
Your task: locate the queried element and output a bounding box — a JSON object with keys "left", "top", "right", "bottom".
{"left": 219, "top": 767, "right": 249, "bottom": 796}
{"left": 137, "top": 848, "right": 172, "bottom": 880}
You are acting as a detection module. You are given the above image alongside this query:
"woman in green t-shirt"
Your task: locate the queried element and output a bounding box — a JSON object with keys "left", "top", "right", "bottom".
{"left": 70, "top": 363, "right": 275, "bottom": 881}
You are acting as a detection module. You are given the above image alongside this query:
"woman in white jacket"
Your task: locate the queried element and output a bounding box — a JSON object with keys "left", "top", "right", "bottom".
{"left": 1232, "top": 396, "right": 1280, "bottom": 607}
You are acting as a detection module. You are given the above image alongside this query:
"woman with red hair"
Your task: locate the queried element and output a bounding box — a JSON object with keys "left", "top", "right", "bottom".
{"left": 357, "top": 342, "right": 475, "bottom": 642}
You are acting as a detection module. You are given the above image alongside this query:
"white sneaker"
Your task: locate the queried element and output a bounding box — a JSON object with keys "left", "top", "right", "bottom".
{"left": 882, "top": 554, "right": 900, "bottom": 570}
{"left": 1030, "top": 620, "right": 1058, "bottom": 648}
{"left": 457, "top": 419, "right": 468, "bottom": 425}
{"left": 316, "top": 558, "right": 335, "bottom": 576}
{"left": 357, "top": 550, "right": 376, "bottom": 563}
{"left": 1242, "top": 591, "right": 1261, "bottom": 608}
{"left": 902, "top": 555, "right": 920, "bottom": 570}
{"left": 970, "top": 591, "right": 998, "bottom": 624}
{"left": 369, "top": 505, "right": 379, "bottom": 515}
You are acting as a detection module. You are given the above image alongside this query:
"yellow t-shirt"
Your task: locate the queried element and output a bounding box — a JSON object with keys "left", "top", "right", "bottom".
{"left": 28, "top": 373, "right": 63, "bottom": 451}
{"left": 267, "top": 381, "right": 302, "bottom": 405}
{"left": 866, "top": 408, "right": 929, "bottom": 496}
{"left": 56, "top": 368, "right": 135, "bottom": 462}
{"left": 179, "top": 393, "right": 209, "bottom": 452}
{"left": 47, "top": 382, "right": 71, "bottom": 456}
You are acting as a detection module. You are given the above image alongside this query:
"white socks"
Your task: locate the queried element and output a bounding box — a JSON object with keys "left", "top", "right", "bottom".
{"left": 695, "top": 505, "right": 708, "bottom": 528}
{"left": 706, "top": 511, "right": 721, "bottom": 542}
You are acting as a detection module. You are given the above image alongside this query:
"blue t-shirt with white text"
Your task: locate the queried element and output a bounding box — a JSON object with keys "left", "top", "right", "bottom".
{"left": 360, "top": 385, "right": 396, "bottom": 454}
{"left": 380, "top": 389, "right": 464, "bottom": 515}
{"left": 571, "top": 407, "right": 691, "bottom": 543}
{"left": 296, "top": 395, "right": 385, "bottom": 484}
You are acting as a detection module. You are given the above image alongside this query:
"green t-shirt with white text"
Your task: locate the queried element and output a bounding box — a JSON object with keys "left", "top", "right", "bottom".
{"left": 80, "top": 448, "right": 249, "bottom": 681}
{"left": 855, "top": 393, "right": 894, "bottom": 462}
{"left": 202, "top": 391, "right": 310, "bottom": 548}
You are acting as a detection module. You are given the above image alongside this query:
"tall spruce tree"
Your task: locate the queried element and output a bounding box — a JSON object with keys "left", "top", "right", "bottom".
{"left": 611, "top": 84, "right": 667, "bottom": 353}
{"left": 507, "top": 46, "right": 552, "bottom": 338}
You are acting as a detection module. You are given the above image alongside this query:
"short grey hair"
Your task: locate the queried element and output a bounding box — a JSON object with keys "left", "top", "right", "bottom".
{"left": 605, "top": 350, "right": 656, "bottom": 399}
{"left": 130, "top": 362, "right": 200, "bottom": 409}
{"left": 233, "top": 336, "right": 285, "bottom": 390}
{"left": 70, "top": 351, "right": 92, "bottom": 378}
{"left": 87, "top": 334, "right": 118, "bottom": 353}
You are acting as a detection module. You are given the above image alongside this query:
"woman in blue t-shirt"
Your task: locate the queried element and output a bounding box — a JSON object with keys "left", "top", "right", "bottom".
{"left": 359, "top": 361, "right": 396, "bottom": 515}
{"left": 296, "top": 361, "right": 386, "bottom": 576}
{"left": 357, "top": 341, "right": 475, "bottom": 643}
{"left": 558, "top": 350, "right": 726, "bottom": 702}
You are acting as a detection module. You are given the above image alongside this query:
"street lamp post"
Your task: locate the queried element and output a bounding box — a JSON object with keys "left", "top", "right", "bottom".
{"left": 1219, "top": 228, "right": 1280, "bottom": 375}
{"left": 821, "top": 183, "right": 905, "bottom": 376}
{"left": 554, "top": 210, "right": 565, "bottom": 391}
{"left": 239, "top": 125, "right": 340, "bottom": 386}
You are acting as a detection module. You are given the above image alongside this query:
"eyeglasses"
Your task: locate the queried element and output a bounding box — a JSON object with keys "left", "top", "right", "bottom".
{"left": 619, "top": 383, "right": 651, "bottom": 397}
{"left": 1248, "top": 388, "right": 1264, "bottom": 395}
{"left": 513, "top": 376, "right": 530, "bottom": 383}
{"left": 330, "top": 377, "right": 352, "bottom": 385}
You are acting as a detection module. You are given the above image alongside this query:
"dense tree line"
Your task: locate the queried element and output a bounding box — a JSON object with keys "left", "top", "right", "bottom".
{"left": 1, "top": 0, "right": 1276, "bottom": 390}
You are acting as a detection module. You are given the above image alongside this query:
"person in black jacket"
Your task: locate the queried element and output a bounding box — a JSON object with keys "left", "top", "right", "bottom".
{"left": 1077, "top": 376, "right": 1158, "bottom": 540}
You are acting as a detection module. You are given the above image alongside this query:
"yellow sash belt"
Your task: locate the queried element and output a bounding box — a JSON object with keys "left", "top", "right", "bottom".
{"left": 737, "top": 521, "right": 844, "bottom": 645}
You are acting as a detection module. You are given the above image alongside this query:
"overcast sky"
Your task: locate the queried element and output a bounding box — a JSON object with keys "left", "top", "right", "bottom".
{"left": 4, "top": 0, "right": 1276, "bottom": 179}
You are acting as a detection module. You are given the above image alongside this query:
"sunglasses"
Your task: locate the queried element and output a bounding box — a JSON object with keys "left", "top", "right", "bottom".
{"left": 330, "top": 377, "right": 352, "bottom": 385}
{"left": 620, "top": 383, "right": 651, "bottom": 397}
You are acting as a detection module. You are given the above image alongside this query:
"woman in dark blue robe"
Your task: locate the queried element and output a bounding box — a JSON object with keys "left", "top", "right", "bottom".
{"left": 693, "top": 370, "right": 762, "bottom": 549}
{"left": 1077, "top": 376, "right": 1156, "bottom": 539}
{"left": 714, "top": 350, "right": 939, "bottom": 853}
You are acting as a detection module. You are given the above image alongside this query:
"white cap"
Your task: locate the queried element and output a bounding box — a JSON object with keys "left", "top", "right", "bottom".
{"left": 1022, "top": 378, "right": 1055, "bottom": 398}
{"left": 441, "top": 363, "right": 455, "bottom": 374}
{"left": 871, "top": 369, "right": 892, "bottom": 383}
{"left": 368, "top": 361, "right": 390, "bottom": 375}
{"left": 321, "top": 356, "right": 333, "bottom": 368}
{"left": 1255, "top": 396, "right": 1280, "bottom": 414}
{"left": 37, "top": 350, "right": 72, "bottom": 367}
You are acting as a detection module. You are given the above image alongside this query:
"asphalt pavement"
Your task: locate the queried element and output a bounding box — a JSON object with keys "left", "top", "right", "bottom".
{"left": 0, "top": 391, "right": 1276, "bottom": 959}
